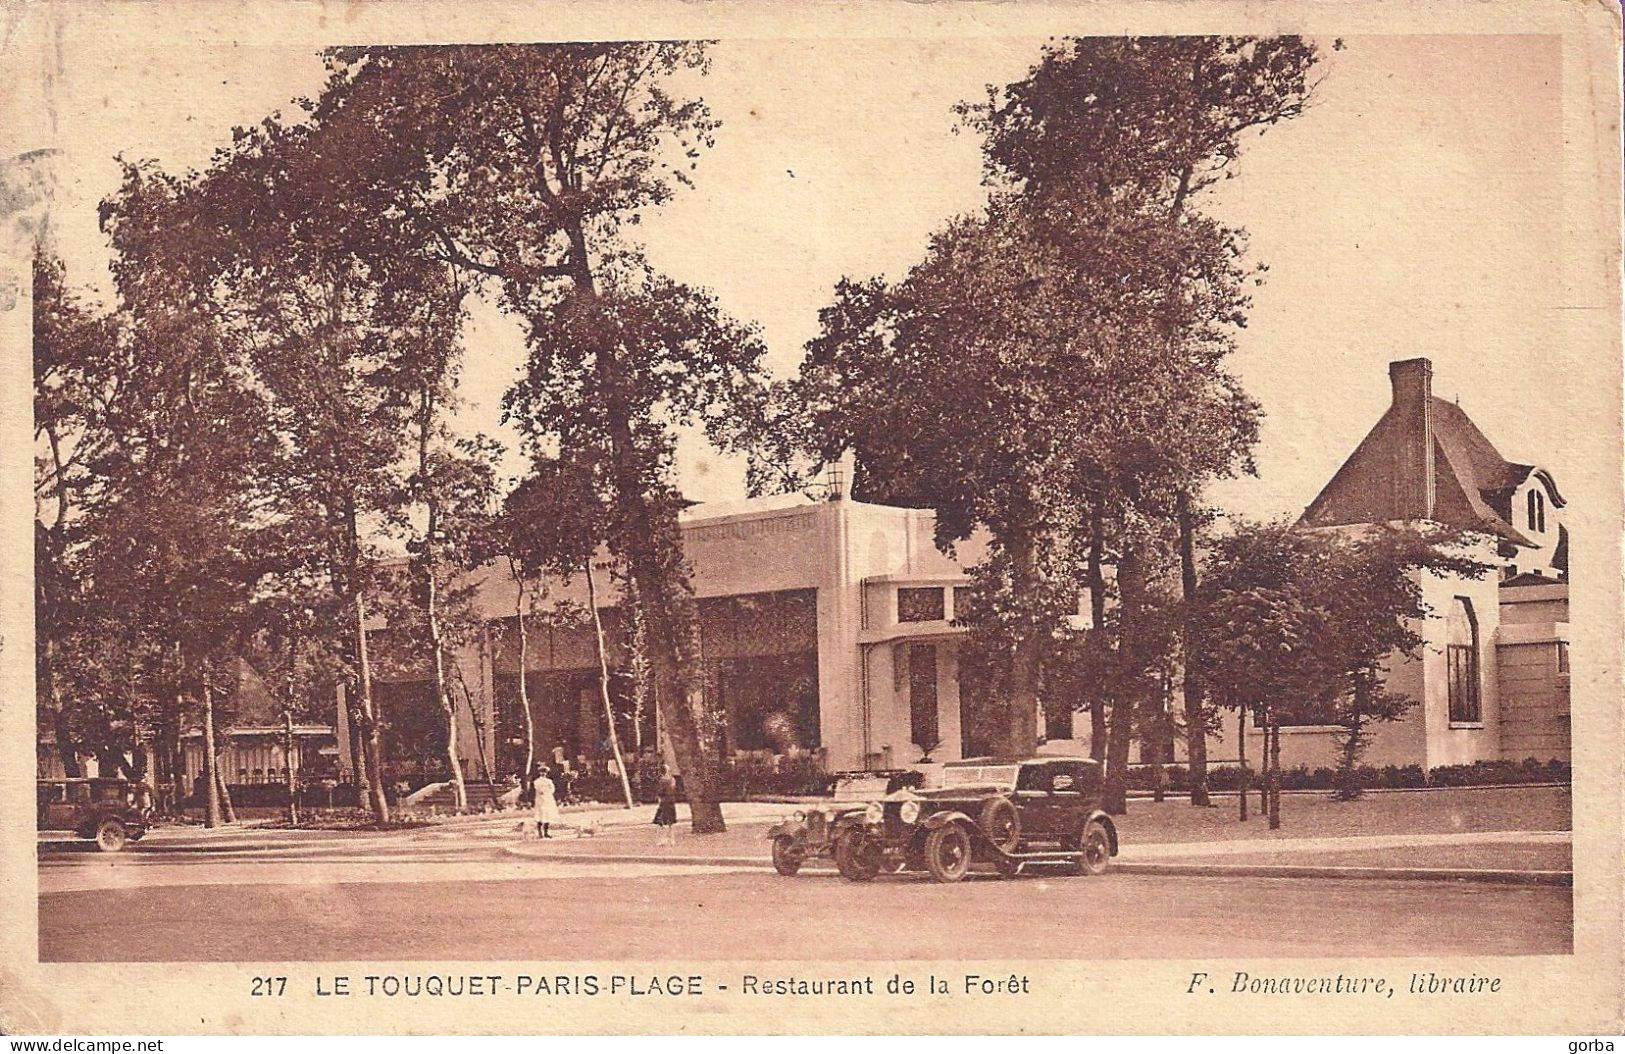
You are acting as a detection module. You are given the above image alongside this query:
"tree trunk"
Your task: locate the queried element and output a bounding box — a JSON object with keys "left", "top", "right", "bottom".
{"left": 454, "top": 664, "right": 500, "bottom": 806}
{"left": 1236, "top": 707, "right": 1248, "bottom": 822}
{"left": 557, "top": 214, "right": 725, "bottom": 834}
{"left": 1149, "top": 733, "right": 1166, "bottom": 804}
{"left": 215, "top": 756, "right": 237, "bottom": 824}
{"left": 1102, "top": 545, "right": 1145, "bottom": 815}
{"left": 353, "top": 591, "right": 391, "bottom": 824}
{"left": 283, "top": 708, "right": 300, "bottom": 826}
{"left": 632, "top": 525, "right": 726, "bottom": 833}
{"left": 350, "top": 694, "right": 369, "bottom": 794}
{"left": 1086, "top": 509, "right": 1108, "bottom": 762}
{"left": 1176, "top": 492, "right": 1211, "bottom": 807}
{"left": 1267, "top": 714, "right": 1282, "bottom": 830}
{"left": 1004, "top": 531, "right": 1043, "bottom": 756}
{"left": 1336, "top": 670, "right": 1370, "bottom": 802}
{"left": 283, "top": 633, "right": 300, "bottom": 825}
{"left": 201, "top": 674, "right": 222, "bottom": 829}
{"left": 435, "top": 642, "right": 468, "bottom": 813}
{"left": 584, "top": 559, "right": 636, "bottom": 809}
{"left": 512, "top": 560, "right": 537, "bottom": 783}
{"left": 45, "top": 638, "right": 82, "bottom": 777}
{"left": 165, "top": 718, "right": 184, "bottom": 817}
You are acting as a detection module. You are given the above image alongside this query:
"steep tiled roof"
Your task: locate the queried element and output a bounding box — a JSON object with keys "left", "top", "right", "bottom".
{"left": 1300, "top": 358, "right": 1536, "bottom": 546}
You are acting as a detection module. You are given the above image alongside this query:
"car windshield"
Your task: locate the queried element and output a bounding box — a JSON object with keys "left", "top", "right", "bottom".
{"left": 831, "top": 774, "right": 893, "bottom": 798}
{"left": 941, "top": 765, "right": 1018, "bottom": 789}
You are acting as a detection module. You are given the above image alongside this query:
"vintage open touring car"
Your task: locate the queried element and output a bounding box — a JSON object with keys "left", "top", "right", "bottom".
{"left": 765, "top": 769, "right": 924, "bottom": 876}
{"left": 810, "top": 756, "right": 1119, "bottom": 883}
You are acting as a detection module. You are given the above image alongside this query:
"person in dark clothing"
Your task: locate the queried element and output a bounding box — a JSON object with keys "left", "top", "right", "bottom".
{"left": 652, "top": 769, "right": 679, "bottom": 845}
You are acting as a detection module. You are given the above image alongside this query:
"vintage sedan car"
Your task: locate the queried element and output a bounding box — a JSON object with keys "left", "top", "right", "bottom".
{"left": 830, "top": 757, "right": 1117, "bottom": 883}
{"left": 766, "top": 769, "right": 924, "bottom": 876}
{"left": 37, "top": 778, "right": 154, "bottom": 852}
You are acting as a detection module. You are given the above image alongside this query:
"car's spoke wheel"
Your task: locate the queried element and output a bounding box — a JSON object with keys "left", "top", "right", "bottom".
{"left": 771, "top": 835, "right": 803, "bottom": 876}
{"left": 1074, "top": 819, "right": 1111, "bottom": 876}
{"left": 95, "top": 819, "right": 128, "bottom": 853}
{"left": 924, "top": 824, "right": 972, "bottom": 883}
{"left": 834, "top": 829, "right": 881, "bottom": 882}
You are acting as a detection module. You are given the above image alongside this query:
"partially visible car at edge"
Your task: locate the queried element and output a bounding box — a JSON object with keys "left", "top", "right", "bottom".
{"left": 37, "top": 778, "right": 153, "bottom": 852}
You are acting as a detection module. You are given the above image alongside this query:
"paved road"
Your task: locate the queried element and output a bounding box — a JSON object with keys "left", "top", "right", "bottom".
{"left": 38, "top": 828, "right": 1572, "bottom": 962}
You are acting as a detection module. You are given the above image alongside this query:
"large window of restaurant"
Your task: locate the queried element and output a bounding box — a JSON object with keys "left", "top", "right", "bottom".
{"left": 371, "top": 679, "right": 453, "bottom": 787}
{"left": 487, "top": 591, "right": 818, "bottom": 770}
{"left": 488, "top": 609, "right": 654, "bottom": 778}
{"left": 700, "top": 589, "right": 820, "bottom": 756}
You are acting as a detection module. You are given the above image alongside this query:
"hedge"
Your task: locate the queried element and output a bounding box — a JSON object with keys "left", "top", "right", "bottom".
{"left": 1127, "top": 757, "right": 1570, "bottom": 792}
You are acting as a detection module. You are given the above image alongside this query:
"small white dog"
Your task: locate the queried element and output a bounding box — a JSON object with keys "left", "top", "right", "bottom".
{"left": 574, "top": 820, "right": 603, "bottom": 838}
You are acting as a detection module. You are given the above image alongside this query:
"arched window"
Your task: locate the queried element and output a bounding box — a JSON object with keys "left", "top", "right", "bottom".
{"left": 1527, "top": 488, "right": 1547, "bottom": 534}
{"left": 1446, "top": 597, "right": 1481, "bottom": 724}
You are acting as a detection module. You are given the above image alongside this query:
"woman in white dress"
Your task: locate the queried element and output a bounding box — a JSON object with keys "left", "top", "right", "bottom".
{"left": 533, "top": 766, "right": 560, "bottom": 839}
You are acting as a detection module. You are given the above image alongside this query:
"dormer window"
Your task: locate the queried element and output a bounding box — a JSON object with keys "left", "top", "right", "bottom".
{"left": 1527, "top": 488, "right": 1546, "bottom": 534}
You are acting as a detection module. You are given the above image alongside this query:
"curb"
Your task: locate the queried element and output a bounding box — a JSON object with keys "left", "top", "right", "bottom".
{"left": 1112, "top": 862, "right": 1573, "bottom": 886}
{"left": 499, "top": 845, "right": 1572, "bottom": 886}
{"left": 502, "top": 846, "right": 767, "bottom": 869}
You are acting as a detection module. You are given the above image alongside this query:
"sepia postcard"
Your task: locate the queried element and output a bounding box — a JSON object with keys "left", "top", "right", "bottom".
{"left": 0, "top": 0, "right": 1620, "bottom": 1037}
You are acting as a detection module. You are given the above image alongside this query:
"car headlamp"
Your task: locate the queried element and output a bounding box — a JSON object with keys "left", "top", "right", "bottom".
{"left": 864, "top": 801, "right": 883, "bottom": 824}
{"left": 899, "top": 799, "right": 921, "bottom": 825}
{"left": 793, "top": 810, "right": 806, "bottom": 822}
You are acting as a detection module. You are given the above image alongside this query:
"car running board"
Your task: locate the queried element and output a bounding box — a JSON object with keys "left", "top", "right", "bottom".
{"left": 989, "top": 849, "right": 1084, "bottom": 875}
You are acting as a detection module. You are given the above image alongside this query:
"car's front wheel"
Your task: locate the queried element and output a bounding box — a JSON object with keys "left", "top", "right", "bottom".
{"left": 924, "top": 823, "right": 972, "bottom": 883}
{"left": 834, "top": 829, "right": 882, "bottom": 882}
{"left": 94, "top": 818, "right": 128, "bottom": 853}
{"left": 1072, "top": 819, "right": 1111, "bottom": 876}
{"left": 771, "top": 835, "right": 803, "bottom": 876}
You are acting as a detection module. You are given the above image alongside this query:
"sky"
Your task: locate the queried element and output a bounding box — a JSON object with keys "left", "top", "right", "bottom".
{"left": 39, "top": 33, "right": 1568, "bottom": 521}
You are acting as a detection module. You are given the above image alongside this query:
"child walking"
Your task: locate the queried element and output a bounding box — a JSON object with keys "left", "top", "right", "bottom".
{"left": 533, "top": 765, "right": 560, "bottom": 839}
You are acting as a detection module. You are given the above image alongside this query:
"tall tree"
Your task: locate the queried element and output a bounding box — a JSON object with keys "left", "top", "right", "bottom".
{"left": 246, "top": 43, "right": 763, "bottom": 833}
{"left": 958, "top": 36, "right": 1323, "bottom": 808}
{"left": 84, "top": 163, "right": 280, "bottom": 825}
{"left": 177, "top": 166, "right": 454, "bottom": 824}
{"left": 33, "top": 251, "right": 121, "bottom": 779}
{"left": 504, "top": 277, "right": 770, "bottom": 830}
{"left": 1311, "top": 526, "right": 1491, "bottom": 799}
{"left": 799, "top": 183, "right": 1256, "bottom": 789}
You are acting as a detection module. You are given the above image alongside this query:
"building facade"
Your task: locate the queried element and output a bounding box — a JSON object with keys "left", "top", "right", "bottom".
{"left": 338, "top": 357, "right": 1572, "bottom": 787}
{"left": 51, "top": 359, "right": 1567, "bottom": 789}
{"left": 341, "top": 482, "right": 993, "bottom": 782}
{"left": 1271, "top": 356, "right": 1571, "bottom": 769}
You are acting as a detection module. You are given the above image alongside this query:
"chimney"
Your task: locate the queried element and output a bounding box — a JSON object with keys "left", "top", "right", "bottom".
{"left": 1387, "top": 357, "right": 1436, "bottom": 519}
